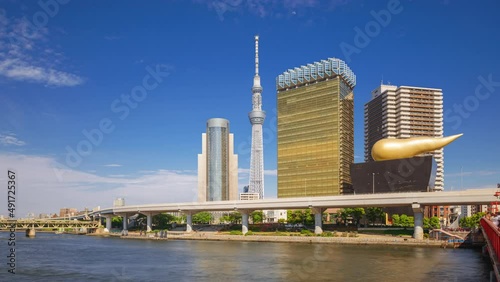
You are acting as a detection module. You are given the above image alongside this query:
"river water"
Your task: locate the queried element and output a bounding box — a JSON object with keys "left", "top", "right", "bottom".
{"left": 0, "top": 232, "right": 492, "bottom": 281}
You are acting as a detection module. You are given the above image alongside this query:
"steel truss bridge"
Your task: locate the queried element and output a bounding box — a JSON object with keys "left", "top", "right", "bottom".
{"left": 0, "top": 219, "right": 100, "bottom": 229}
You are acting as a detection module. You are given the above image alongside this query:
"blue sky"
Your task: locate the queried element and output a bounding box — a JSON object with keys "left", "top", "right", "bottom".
{"left": 0, "top": 0, "right": 499, "bottom": 216}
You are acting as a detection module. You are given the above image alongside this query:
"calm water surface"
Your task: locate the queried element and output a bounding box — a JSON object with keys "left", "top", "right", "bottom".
{"left": 0, "top": 232, "right": 492, "bottom": 281}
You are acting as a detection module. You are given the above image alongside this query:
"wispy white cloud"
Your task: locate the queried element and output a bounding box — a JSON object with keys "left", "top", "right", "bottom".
{"left": 193, "top": 0, "right": 349, "bottom": 19}
{"left": 0, "top": 153, "right": 198, "bottom": 216}
{"left": 0, "top": 133, "right": 26, "bottom": 146}
{"left": 104, "top": 164, "right": 122, "bottom": 167}
{"left": 0, "top": 10, "right": 84, "bottom": 87}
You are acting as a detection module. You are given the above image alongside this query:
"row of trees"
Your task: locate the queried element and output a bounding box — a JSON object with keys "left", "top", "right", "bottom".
{"left": 285, "top": 207, "right": 386, "bottom": 227}
{"left": 192, "top": 211, "right": 267, "bottom": 224}
{"left": 391, "top": 214, "right": 414, "bottom": 228}
{"left": 459, "top": 212, "right": 485, "bottom": 228}
{"left": 336, "top": 207, "right": 386, "bottom": 226}
{"left": 287, "top": 209, "right": 315, "bottom": 225}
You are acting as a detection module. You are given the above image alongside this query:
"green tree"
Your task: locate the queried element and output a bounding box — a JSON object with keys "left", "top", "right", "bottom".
{"left": 287, "top": 210, "right": 303, "bottom": 224}
{"left": 176, "top": 214, "right": 187, "bottom": 223}
{"left": 459, "top": 212, "right": 485, "bottom": 228}
{"left": 251, "top": 211, "right": 265, "bottom": 224}
{"left": 303, "top": 209, "right": 314, "bottom": 225}
{"left": 193, "top": 212, "right": 212, "bottom": 224}
{"left": 111, "top": 216, "right": 122, "bottom": 228}
{"left": 399, "top": 214, "right": 414, "bottom": 229}
{"left": 220, "top": 214, "right": 231, "bottom": 224}
{"left": 366, "top": 207, "right": 385, "bottom": 226}
{"left": 392, "top": 214, "right": 400, "bottom": 226}
{"left": 423, "top": 217, "right": 430, "bottom": 229}
{"left": 429, "top": 216, "right": 441, "bottom": 229}
{"left": 278, "top": 218, "right": 286, "bottom": 224}
{"left": 337, "top": 209, "right": 350, "bottom": 225}
{"left": 153, "top": 213, "right": 176, "bottom": 229}
{"left": 336, "top": 208, "right": 365, "bottom": 226}
{"left": 350, "top": 208, "right": 365, "bottom": 227}
{"left": 228, "top": 212, "right": 242, "bottom": 224}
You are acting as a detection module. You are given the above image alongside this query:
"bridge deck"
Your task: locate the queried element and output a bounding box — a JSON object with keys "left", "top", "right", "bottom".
{"left": 0, "top": 219, "right": 100, "bottom": 229}
{"left": 480, "top": 218, "right": 500, "bottom": 281}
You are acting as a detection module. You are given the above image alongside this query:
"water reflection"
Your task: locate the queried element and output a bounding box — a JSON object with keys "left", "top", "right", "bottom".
{"left": 0, "top": 233, "right": 491, "bottom": 281}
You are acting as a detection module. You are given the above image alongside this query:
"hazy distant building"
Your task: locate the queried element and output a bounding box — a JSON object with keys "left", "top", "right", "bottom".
{"left": 198, "top": 118, "right": 238, "bottom": 202}
{"left": 59, "top": 208, "right": 78, "bottom": 218}
{"left": 263, "top": 210, "right": 287, "bottom": 223}
{"left": 277, "top": 58, "right": 356, "bottom": 197}
{"left": 239, "top": 192, "right": 260, "bottom": 201}
{"left": 364, "top": 84, "right": 444, "bottom": 190}
{"left": 113, "top": 198, "right": 125, "bottom": 207}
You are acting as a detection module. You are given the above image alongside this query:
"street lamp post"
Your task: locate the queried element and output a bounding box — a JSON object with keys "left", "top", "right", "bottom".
{"left": 372, "top": 173, "right": 375, "bottom": 194}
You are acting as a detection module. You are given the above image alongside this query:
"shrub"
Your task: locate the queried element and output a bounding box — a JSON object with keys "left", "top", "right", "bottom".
{"left": 244, "top": 231, "right": 253, "bottom": 236}
{"left": 322, "top": 231, "right": 333, "bottom": 237}
{"left": 250, "top": 227, "right": 261, "bottom": 232}
{"left": 230, "top": 230, "right": 242, "bottom": 235}
{"left": 300, "top": 229, "right": 313, "bottom": 235}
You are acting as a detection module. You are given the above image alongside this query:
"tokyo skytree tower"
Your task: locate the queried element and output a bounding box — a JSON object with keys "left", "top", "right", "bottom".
{"left": 248, "top": 35, "right": 266, "bottom": 199}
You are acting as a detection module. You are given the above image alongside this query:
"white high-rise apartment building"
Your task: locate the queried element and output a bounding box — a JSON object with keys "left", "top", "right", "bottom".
{"left": 198, "top": 118, "right": 238, "bottom": 202}
{"left": 364, "top": 84, "right": 444, "bottom": 190}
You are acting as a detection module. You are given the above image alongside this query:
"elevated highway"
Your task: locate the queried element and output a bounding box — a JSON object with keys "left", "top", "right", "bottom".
{"left": 91, "top": 189, "right": 497, "bottom": 239}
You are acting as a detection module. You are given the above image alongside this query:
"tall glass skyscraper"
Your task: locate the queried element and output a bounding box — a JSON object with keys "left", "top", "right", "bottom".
{"left": 198, "top": 118, "right": 238, "bottom": 202}
{"left": 276, "top": 58, "right": 356, "bottom": 197}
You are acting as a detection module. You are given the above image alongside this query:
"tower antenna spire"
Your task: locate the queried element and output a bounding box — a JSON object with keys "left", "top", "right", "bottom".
{"left": 255, "top": 35, "right": 259, "bottom": 76}
{"left": 249, "top": 35, "right": 265, "bottom": 200}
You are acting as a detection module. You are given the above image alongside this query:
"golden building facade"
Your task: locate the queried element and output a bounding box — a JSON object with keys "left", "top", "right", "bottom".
{"left": 276, "top": 58, "right": 355, "bottom": 197}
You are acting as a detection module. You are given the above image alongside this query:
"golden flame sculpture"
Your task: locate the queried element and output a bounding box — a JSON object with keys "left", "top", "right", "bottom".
{"left": 371, "top": 134, "right": 463, "bottom": 161}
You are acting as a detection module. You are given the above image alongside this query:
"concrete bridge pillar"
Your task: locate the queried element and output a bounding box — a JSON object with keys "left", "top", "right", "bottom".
{"left": 122, "top": 214, "right": 128, "bottom": 235}
{"left": 146, "top": 213, "right": 153, "bottom": 232}
{"left": 102, "top": 215, "right": 113, "bottom": 232}
{"left": 312, "top": 208, "right": 324, "bottom": 234}
{"left": 241, "top": 210, "right": 251, "bottom": 235}
{"left": 185, "top": 212, "right": 193, "bottom": 233}
{"left": 26, "top": 228, "right": 36, "bottom": 238}
{"left": 412, "top": 203, "right": 424, "bottom": 240}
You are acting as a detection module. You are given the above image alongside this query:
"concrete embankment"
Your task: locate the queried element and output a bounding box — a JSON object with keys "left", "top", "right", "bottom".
{"left": 166, "top": 233, "right": 444, "bottom": 247}
{"left": 88, "top": 231, "right": 465, "bottom": 247}
{"left": 105, "top": 231, "right": 448, "bottom": 247}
